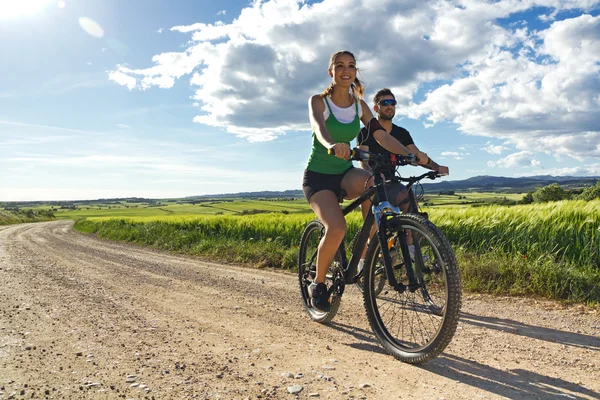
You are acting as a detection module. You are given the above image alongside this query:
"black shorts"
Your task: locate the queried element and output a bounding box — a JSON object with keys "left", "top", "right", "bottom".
{"left": 302, "top": 168, "right": 353, "bottom": 202}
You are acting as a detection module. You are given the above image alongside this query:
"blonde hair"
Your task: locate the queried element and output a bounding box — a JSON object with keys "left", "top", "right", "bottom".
{"left": 320, "top": 50, "right": 364, "bottom": 100}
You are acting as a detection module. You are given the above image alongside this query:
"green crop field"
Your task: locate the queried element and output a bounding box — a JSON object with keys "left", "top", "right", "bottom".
{"left": 420, "top": 192, "right": 524, "bottom": 207}
{"left": 42, "top": 199, "right": 313, "bottom": 220}
{"left": 14, "top": 191, "right": 527, "bottom": 221}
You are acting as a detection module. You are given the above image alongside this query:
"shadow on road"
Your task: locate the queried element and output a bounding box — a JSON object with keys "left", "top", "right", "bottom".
{"left": 460, "top": 311, "right": 600, "bottom": 350}
{"left": 329, "top": 322, "right": 387, "bottom": 355}
{"left": 330, "top": 313, "right": 599, "bottom": 399}
{"left": 424, "top": 354, "right": 600, "bottom": 400}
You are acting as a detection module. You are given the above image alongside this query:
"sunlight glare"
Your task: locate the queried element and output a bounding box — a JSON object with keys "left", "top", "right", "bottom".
{"left": 0, "top": 0, "right": 52, "bottom": 20}
{"left": 78, "top": 17, "right": 104, "bottom": 38}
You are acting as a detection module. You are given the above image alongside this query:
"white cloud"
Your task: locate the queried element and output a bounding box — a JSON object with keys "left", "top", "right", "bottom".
{"left": 513, "top": 163, "right": 600, "bottom": 176}
{"left": 487, "top": 150, "right": 540, "bottom": 168}
{"left": 482, "top": 144, "right": 509, "bottom": 154}
{"left": 441, "top": 149, "right": 470, "bottom": 160}
{"left": 108, "top": 70, "right": 137, "bottom": 90}
{"left": 407, "top": 11, "right": 600, "bottom": 161}
{"left": 108, "top": 0, "right": 600, "bottom": 156}
{"left": 157, "top": 28, "right": 164, "bottom": 33}
{"left": 217, "top": 10, "right": 226, "bottom": 16}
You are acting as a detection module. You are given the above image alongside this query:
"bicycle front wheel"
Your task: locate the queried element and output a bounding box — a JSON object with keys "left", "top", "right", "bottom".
{"left": 362, "top": 214, "right": 461, "bottom": 364}
{"left": 298, "top": 220, "right": 342, "bottom": 324}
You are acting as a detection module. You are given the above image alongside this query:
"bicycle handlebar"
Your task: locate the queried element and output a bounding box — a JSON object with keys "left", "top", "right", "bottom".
{"left": 327, "top": 147, "right": 448, "bottom": 182}
{"left": 327, "top": 147, "right": 419, "bottom": 167}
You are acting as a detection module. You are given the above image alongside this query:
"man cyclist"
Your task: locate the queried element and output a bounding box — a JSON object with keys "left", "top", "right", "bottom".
{"left": 356, "top": 88, "right": 448, "bottom": 267}
{"left": 357, "top": 88, "right": 448, "bottom": 211}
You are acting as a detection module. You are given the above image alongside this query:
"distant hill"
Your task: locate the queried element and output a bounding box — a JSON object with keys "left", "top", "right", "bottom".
{"left": 186, "top": 175, "right": 600, "bottom": 198}
{"left": 185, "top": 189, "right": 305, "bottom": 199}
{"left": 3, "top": 175, "right": 598, "bottom": 207}
{"left": 420, "top": 175, "right": 600, "bottom": 193}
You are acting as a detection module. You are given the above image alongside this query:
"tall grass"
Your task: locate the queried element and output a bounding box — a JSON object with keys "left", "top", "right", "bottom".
{"left": 431, "top": 200, "right": 600, "bottom": 268}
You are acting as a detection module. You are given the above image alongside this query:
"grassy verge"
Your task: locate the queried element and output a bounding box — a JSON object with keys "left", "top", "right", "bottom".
{"left": 0, "top": 210, "right": 55, "bottom": 225}
{"left": 74, "top": 213, "right": 365, "bottom": 270}
{"left": 457, "top": 249, "right": 600, "bottom": 305}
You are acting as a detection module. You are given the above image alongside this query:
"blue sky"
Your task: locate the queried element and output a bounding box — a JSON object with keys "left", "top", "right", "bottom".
{"left": 1, "top": 0, "right": 599, "bottom": 201}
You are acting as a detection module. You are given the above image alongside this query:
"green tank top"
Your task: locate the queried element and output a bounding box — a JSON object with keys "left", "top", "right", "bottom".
{"left": 306, "top": 98, "right": 360, "bottom": 174}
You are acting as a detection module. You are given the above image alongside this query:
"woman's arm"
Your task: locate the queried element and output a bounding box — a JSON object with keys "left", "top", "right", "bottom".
{"left": 359, "top": 100, "right": 411, "bottom": 156}
{"left": 309, "top": 95, "right": 350, "bottom": 160}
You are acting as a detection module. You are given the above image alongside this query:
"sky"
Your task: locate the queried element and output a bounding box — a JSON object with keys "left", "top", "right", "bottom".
{"left": 1, "top": 0, "right": 599, "bottom": 201}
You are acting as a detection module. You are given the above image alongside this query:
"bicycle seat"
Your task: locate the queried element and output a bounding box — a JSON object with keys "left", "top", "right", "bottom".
{"left": 337, "top": 189, "right": 347, "bottom": 203}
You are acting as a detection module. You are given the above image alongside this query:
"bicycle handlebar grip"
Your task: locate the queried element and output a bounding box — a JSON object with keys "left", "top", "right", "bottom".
{"left": 328, "top": 147, "right": 362, "bottom": 160}
{"left": 408, "top": 154, "right": 419, "bottom": 166}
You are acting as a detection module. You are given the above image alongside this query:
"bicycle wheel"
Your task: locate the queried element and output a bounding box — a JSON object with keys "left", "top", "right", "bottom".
{"left": 298, "top": 220, "right": 342, "bottom": 324}
{"left": 362, "top": 214, "right": 461, "bottom": 363}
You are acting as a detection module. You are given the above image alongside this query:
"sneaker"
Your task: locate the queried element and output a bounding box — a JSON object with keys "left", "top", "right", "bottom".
{"left": 308, "top": 282, "right": 331, "bottom": 312}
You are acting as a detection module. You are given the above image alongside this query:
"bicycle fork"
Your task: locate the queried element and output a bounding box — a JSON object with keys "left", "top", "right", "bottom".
{"left": 373, "top": 202, "right": 423, "bottom": 294}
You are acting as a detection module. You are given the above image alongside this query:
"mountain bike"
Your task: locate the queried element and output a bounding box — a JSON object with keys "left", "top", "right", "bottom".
{"left": 297, "top": 148, "right": 462, "bottom": 364}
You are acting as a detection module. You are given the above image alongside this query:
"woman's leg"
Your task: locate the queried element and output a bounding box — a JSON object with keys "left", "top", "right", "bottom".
{"left": 308, "top": 190, "right": 346, "bottom": 283}
{"left": 340, "top": 168, "right": 374, "bottom": 258}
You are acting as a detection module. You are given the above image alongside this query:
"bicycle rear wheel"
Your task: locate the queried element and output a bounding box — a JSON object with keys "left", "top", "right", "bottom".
{"left": 298, "top": 220, "right": 342, "bottom": 324}
{"left": 362, "top": 214, "right": 461, "bottom": 363}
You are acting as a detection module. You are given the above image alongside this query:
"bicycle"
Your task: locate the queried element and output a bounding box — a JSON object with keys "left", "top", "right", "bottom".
{"left": 297, "top": 148, "right": 462, "bottom": 364}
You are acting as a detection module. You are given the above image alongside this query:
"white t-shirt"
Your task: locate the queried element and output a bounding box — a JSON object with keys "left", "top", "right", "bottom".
{"left": 323, "top": 97, "right": 363, "bottom": 123}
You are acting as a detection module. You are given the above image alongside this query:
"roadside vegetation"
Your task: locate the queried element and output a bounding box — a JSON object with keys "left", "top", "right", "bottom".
{"left": 0, "top": 209, "right": 55, "bottom": 225}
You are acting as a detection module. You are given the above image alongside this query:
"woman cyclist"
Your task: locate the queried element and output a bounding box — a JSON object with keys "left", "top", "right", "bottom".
{"left": 302, "top": 50, "right": 414, "bottom": 312}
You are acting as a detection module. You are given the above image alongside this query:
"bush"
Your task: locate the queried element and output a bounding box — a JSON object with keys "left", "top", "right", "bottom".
{"left": 578, "top": 181, "right": 600, "bottom": 201}
{"left": 521, "top": 192, "right": 534, "bottom": 204}
{"left": 533, "top": 183, "right": 564, "bottom": 203}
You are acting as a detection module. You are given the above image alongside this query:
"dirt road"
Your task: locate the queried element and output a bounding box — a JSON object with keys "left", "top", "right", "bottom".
{"left": 1, "top": 221, "right": 599, "bottom": 399}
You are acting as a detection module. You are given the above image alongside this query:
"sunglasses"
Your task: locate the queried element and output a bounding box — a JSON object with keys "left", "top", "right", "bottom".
{"left": 378, "top": 99, "right": 397, "bottom": 106}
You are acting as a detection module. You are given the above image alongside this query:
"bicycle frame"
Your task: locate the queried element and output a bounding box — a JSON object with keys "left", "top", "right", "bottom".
{"left": 339, "top": 169, "right": 439, "bottom": 291}
{"left": 338, "top": 172, "right": 405, "bottom": 290}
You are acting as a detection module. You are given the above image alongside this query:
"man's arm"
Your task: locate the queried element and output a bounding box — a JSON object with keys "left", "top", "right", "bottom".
{"left": 407, "top": 144, "right": 449, "bottom": 174}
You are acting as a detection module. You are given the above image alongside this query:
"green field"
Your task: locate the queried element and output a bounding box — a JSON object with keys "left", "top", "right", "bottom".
{"left": 420, "top": 192, "right": 524, "bottom": 207}
{"left": 18, "top": 191, "right": 525, "bottom": 220}
{"left": 43, "top": 199, "right": 313, "bottom": 219}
